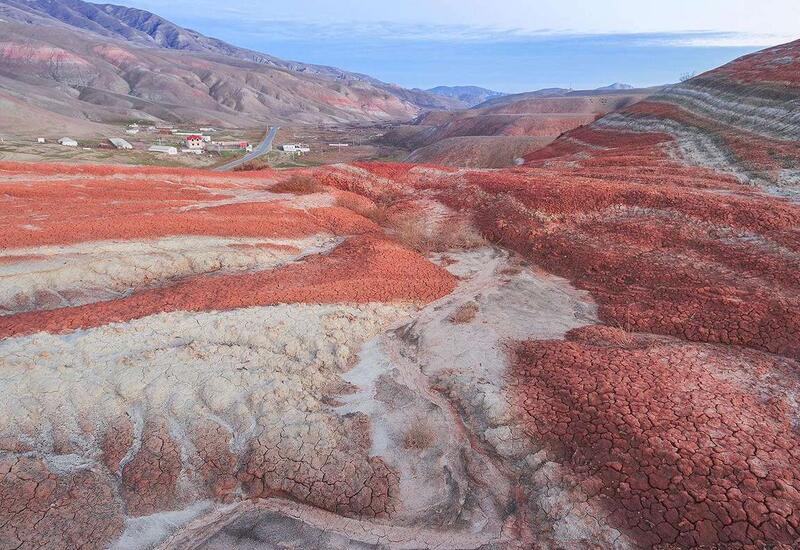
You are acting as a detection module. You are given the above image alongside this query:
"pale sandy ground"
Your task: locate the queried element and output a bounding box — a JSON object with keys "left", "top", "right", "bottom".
{"left": 0, "top": 237, "right": 627, "bottom": 548}
{"left": 0, "top": 235, "right": 338, "bottom": 315}
{"left": 148, "top": 249, "right": 624, "bottom": 549}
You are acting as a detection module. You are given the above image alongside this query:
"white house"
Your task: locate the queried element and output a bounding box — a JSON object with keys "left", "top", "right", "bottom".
{"left": 58, "top": 137, "right": 78, "bottom": 147}
{"left": 281, "top": 143, "right": 310, "bottom": 153}
{"left": 37, "top": 137, "right": 46, "bottom": 144}
{"left": 183, "top": 135, "right": 205, "bottom": 150}
{"left": 109, "top": 138, "right": 133, "bottom": 150}
{"left": 148, "top": 145, "right": 178, "bottom": 155}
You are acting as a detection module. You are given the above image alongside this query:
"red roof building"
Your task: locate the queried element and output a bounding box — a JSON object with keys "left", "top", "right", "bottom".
{"left": 184, "top": 135, "right": 204, "bottom": 149}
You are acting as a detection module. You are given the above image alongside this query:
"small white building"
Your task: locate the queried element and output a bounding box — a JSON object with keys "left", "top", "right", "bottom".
{"left": 37, "top": 137, "right": 46, "bottom": 144}
{"left": 58, "top": 137, "right": 78, "bottom": 147}
{"left": 109, "top": 138, "right": 133, "bottom": 150}
{"left": 148, "top": 145, "right": 178, "bottom": 155}
{"left": 125, "top": 128, "right": 140, "bottom": 135}
{"left": 281, "top": 143, "right": 310, "bottom": 153}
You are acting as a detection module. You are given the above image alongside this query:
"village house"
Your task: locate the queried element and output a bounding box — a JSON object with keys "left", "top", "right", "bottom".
{"left": 183, "top": 135, "right": 205, "bottom": 150}
{"left": 148, "top": 145, "right": 178, "bottom": 155}
{"left": 109, "top": 138, "right": 133, "bottom": 150}
{"left": 281, "top": 143, "right": 311, "bottom": 153}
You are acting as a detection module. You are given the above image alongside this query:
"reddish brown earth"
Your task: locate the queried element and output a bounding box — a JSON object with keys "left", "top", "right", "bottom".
{"left": 0, "top": 236, "right": 456, "bottom": 338}
{"left": 0, "top": 456, "right": 124, "bottom": 549}
{"left": 511, "top": 326, "right": 800, "bottom": 547}
{"left": 0, "top": 162, "right": 382, "bottom": 248}
{"left": 317, "top": 159, "right": 800, "bottom": 361}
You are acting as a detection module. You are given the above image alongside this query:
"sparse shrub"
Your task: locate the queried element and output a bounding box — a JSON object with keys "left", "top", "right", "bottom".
{"left": 234, "top": 158, "right": 270, "bottom": 172}
{"left": 334, "top": 193, "right": 367, "bottom": 212}
{"left": 449, "top": 301, "right": 479, "bottom": 324}
{"left": 499, "top": 266, "right": 522, "bottom": 276}
{"left": 573, "top": 325, "right": 635, "bottom": 347}
{"left": 336, "top": 194, "right": 486, "bottom": 253}
{"left": 402, "top": 419, "right": 437, "bottom": 451}
{"left": 389, "top": 214, "right": 486, "bottom": 254}
{"left": 389, "top": 214, "right": 432, "bottom": 252}
{"left": 271, "top": 174, "right": 323, "bottom": 194}
{"left": 335, "top": 193, "right": 389, "bottom": 225}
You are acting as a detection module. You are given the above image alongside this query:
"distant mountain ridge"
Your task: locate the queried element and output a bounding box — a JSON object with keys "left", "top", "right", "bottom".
{"left": 426, "top": 86, "right": 506, "bottom": 107}
{"left": 596, "top": 82, "right": 635, "bottom": 91}
{"left": 379, "top": 86, "right": 655, "bottom": 168}
{"left": 473, "top": 84, "right": 661, "bottom": 109}
{"left": 0, "top": 0, "right": 376, "bottom": 83}
{"left": 0, "top": 0, "right": 461, "bottom": 133}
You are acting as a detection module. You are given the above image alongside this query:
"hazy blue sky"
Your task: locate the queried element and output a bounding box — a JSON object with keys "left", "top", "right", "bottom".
{"left": 124, "top": 0, "right": 799, "bottom": 92}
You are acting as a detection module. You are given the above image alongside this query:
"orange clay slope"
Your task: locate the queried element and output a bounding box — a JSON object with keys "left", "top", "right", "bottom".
{"left": 0, "top": 161, "right": 456, "bottom": 336}
{"left": 0, "top": 236, "right": 455, "bottom": 338}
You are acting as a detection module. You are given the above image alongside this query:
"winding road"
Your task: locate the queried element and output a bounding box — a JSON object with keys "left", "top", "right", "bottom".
{"left": 214, "top": 126, "right": 279, "bottom": 172}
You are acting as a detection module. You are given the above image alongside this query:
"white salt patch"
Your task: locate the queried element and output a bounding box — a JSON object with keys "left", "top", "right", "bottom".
{"left": 0, "top": 234, "right": 339, "bottom": 315}
{"left": 112, "top": 501, "right": 217, "bottom": 550}
{"left": 336, "top": 338, "right": 393, "bottom": 455}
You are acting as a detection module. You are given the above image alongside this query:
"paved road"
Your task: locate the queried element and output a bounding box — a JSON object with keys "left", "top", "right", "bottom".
{"left": 214, "top": 126, "right": 279, "bottom": 172}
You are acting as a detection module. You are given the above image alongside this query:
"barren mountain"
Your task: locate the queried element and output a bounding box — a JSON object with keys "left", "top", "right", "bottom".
{"left": 426, "top": 85, "right": 507, "bottom": 107}
{"left": 0, "top": 0, "right": 458, "bottom": 133}
{"left": 471, "top": 86, "right": 573, "bottom": 109}
{"left": 528, "top": 38, "right": 800, "bottom": 196}
{"left": 595, "top": 82, "right": 636, "bottom": 91}
{"left": 382, "top": 88, "right": 653, "bottom": 167}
